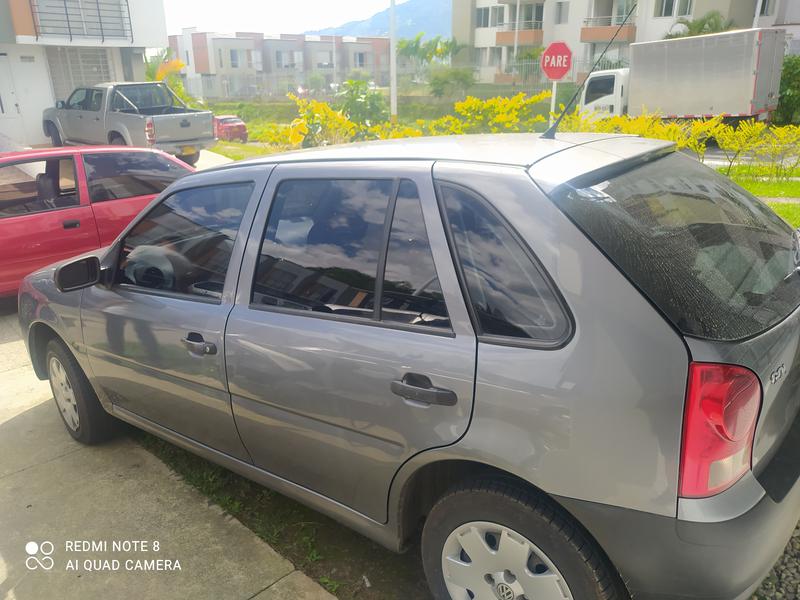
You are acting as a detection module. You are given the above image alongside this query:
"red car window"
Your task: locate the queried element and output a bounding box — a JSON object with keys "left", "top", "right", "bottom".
{"left": 0, "top": 157, "right": 79, "bottom": 218}
{"left": 82, "top": 152, "right": 190, "bottom": 202}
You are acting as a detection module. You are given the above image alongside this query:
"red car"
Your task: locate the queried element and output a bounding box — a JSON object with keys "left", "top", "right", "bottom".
{"left": 0, "top": 146, "right": 191, "bottom": 298}
{"left": 213, "top": 115, "right": 248, "bottom": 142}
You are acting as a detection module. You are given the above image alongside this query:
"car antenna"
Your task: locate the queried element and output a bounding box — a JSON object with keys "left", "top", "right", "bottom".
{"left": 541, "top": 1, "right": 638, "bottom": 140}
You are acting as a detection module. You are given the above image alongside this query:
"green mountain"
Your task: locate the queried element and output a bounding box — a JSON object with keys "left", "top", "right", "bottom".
{"left": 308, "top": 0, "right": 451, "bottom": 39}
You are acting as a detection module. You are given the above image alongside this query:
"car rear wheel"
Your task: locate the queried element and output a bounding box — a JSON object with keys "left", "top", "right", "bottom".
{"left": 178, "top": 152, "right": 200, "bottom": 167}
{"left": 46, "top": 338, "right": 117, "bottom": 445}
{"left": 422, "top": 479, "right": 628, "bottom": 600}
{"left": 109, "top": 134, "right": 126, "bottom": 145}
{"left": 46, "top": 123, "right": 62, "bottom": 146}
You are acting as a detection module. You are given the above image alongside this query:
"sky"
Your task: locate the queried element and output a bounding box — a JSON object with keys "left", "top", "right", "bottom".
{"left": 163, "top": 0, "right": 408, "bottom": 36}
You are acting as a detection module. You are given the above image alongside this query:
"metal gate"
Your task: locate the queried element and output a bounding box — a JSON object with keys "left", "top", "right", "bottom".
{"left": 45, "top": 46, "right": 115, "bottom": 101}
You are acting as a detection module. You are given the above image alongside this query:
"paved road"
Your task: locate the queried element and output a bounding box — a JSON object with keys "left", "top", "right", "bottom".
{"left": 0, "top": 299, "right": 332, "bottom": 600}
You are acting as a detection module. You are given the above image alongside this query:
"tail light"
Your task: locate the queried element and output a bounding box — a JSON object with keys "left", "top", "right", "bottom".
{"left": 679, "top": 362, "right": 761, "bottom": 498}
{"left": 145, "top": 118, "right": 155, "bottom": 145}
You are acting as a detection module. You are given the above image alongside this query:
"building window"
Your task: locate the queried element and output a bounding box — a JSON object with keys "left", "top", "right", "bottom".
{"left": 555, "top": 1, "right": 569, "bottom": 24}
{"left": 184, "top": 50, "right": 190, "bottom": 65}
{"left": 476, "top": 7, "right": 490, "bottom": 27}
{"left": 656, "top": 0, "right": 675, "bottom": 17}
{"left": 490, "top": 5, "right": 504, "bottom": 26}
{"left": 760, "top": 0, "right": 774, "bottom": 16}
{"left": 230, "top": 49, "right": 239, "bottom": 68}
{"left": 489, "top": 47, "right": 502, "bottom": 66}
{"left": 218, "top": 48, "right": 224, "bottom": 68}
{"left": 677, "top": 0, "right": 692, "bottom": 16}
{"left": 354, "top": 52, "right": 366, "bottom": 68}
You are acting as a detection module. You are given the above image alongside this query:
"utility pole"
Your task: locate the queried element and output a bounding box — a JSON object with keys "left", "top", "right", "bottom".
{"left": 512, "top": 0, "right": 521, "bottom": 75}
{"left": 390, "top": 0, "right": 398, "bottom": 122}
{"left": 331, "top": 35, "right": 337, "bottom": 88}
{"left": 753, "top": 0, "right": 764, "bottom": 28}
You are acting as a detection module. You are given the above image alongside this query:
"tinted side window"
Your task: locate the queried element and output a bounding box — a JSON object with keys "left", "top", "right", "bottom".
{"left": 382, "top": 180, "right": 449, "bottom": 328}
{"left": 253, "top": 179, "right": 392, "bottom": 319}
{"left": 119, "top": 182, "right": 253, "bottom": 299}
{"left": 585, "top": 75, "right": 615, "bottom": 104}
{"left": 84, "top": 152, "right": 190, "bottom": 202}
{"left": 440, "top": 184, "right": 569, "bottom": 343}
{"left": 0, "top": 158, "right": 79, "bottom": 218}
{"left": 86, "top": 89, "right": 103, "bottom": 111}
{"left": 66, "top": 89, "right": 87, "bottom": 109}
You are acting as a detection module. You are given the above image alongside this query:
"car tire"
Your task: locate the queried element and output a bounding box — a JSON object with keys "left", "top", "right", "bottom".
{"left": 47, "top": 123, "right": 62, "bottom": 147}
{"left": 109, "top": 134, "right": 126, "bottom": 145}
{"left": 46, "top": 338, "right": 117, "bottom": 445}
{"left": 421, "top": 479, "right": 628, "bottom": 600}
{"left": 178, "top": 152, "right": 200, "bottom": 167}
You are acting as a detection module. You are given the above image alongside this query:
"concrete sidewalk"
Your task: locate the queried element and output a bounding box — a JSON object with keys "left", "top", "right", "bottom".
{"left": 0, "top": 301, "right": 332, "bottom": 600}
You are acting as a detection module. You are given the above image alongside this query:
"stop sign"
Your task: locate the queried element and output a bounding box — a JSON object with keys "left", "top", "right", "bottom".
{"left": 540, "top": 42, "right": 572, "bottom": 81}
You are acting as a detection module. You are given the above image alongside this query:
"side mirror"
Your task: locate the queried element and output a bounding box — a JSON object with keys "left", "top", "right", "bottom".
{"left": 55, "top": 256, "right": 101, "bottom": 293}
{"left": 55, "top": 100, "right": 65, "bottom": 109}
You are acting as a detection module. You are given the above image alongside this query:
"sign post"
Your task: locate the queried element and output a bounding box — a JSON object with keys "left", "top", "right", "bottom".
{"left": 540, "top": 42, "right": 573, "bottom": 126}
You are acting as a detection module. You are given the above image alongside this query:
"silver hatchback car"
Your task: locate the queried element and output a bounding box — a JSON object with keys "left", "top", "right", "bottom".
{"left": 19, "top": 134, "right": 800, "bottom": 600}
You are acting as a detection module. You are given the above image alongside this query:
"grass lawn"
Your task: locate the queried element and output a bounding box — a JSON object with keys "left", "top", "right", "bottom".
{"left": 733, "top": 178, "right": 800, "bottom": 199}
{"left": 211, "top": 141, "right": 277, "bottom": 162}
{"left": 768, "top": 202, "right": 800, "bottom": 227}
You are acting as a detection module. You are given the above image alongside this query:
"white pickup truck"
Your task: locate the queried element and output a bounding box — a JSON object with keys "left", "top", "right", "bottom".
{"left": 580, "top": 28, "right": 785, "bottom": 121}
{"left": 42, "top": 82, "right": 215, "bottom": 166}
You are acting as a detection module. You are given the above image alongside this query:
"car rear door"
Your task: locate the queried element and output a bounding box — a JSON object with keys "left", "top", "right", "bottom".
{"left": 80, "top": 150, "right": 192, "bottom": 245}
{"left": 224, "top": 161, "right": 476, "bottom": 522}
{"left": 0, "top": 155, "right": 100, "bottom": 296}
{"left": 81, "top": 165, "right": 271, "bottom": 459}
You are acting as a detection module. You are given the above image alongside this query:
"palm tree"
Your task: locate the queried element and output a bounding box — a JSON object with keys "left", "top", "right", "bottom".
{"left": 664, "top": 10, "right": 735, "bottom": 39}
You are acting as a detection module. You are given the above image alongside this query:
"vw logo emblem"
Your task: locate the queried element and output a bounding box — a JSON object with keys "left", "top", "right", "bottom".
{"left": 496, "top": 582, "right": 516, "bottom": 600}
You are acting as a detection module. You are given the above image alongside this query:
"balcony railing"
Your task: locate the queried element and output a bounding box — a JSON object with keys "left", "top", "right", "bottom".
{"left": 583, "top": 14, "right": 637, "bottom": 26}
{"left": 29, "top": 0, "right": 133, "bottom": 42}
{"left": 499, "top": 20, "right": 544, "bottom": 31}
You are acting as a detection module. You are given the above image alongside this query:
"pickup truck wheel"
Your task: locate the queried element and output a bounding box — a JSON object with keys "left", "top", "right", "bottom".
{"left": 178, "top": 152, "right": 200, "bottom": 167}
{"left": 109, "top": 135, "right": 126, "bottom": 145}
{"left": 422, "top": 479, "right": 629, "bottom": 600}
{"left": 46, "top": 338, "right": 117, "bottom": 445}
{"left": 47, "top": 123, "right": 62, "bottom": 147}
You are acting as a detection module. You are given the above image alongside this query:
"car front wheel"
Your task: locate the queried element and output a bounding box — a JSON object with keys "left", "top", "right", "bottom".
{"left": 46, "top": 338, "right": 117, "bottom": 444}
{"left": 421, "top": 479, "right": 628, "bottom": 600}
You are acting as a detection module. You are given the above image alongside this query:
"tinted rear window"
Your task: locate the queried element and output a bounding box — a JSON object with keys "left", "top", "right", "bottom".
{"left": 551, "top": 152, "right": 800, "bottom": 341}
{"left": 84, "top": 152, "right": 189, "bottom": 202}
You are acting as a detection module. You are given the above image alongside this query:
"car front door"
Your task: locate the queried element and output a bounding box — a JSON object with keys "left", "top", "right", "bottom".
{"left": 225, "top": 161, "right": 476, "bottom": 522}
{"left": 81, "top": 150, "right": 191, "bottom": 245}
{"left": 79, "top": 89, "right": 107, "bottom": 143}
{"left": 0, "top": 155, "right": 100, "bottom": 296}
{"left": 81, "top": 166, "right": 272, "bottom": 460}
{"left": 61, "top": 88, "right": 88, "bottom": 141}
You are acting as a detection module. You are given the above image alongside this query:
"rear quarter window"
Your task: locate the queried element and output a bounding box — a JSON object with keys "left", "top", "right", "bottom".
{"left": 550, "top": 152, "right": 800, "bottom": 341}
{"left": 83, "top": 152, "right": 190, "bottom": 202}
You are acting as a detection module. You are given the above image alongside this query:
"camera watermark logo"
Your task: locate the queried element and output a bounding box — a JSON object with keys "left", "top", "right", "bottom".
{"left": 25, "top": 541, "right": 54, "bottom": 571}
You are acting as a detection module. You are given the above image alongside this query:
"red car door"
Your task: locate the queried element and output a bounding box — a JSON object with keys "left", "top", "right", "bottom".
{"left": 0, "top": 154, "right": 100, "bottom": 297}
{"left": 80, "top": 150, "right": 192, "bottom": 246}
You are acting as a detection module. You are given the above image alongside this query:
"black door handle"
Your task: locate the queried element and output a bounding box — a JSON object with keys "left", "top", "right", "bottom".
{"left": 181, "top": 332, "right": 217, "bottom": 356}
{"left": 62, "top": 219, "right": 80, "bottom": 229}
{"left": 391, "top": 373, "right": 457, "bottom": 406}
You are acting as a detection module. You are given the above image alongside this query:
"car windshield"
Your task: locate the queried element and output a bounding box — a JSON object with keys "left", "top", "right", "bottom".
{"left": 550, "top": 152, "right": 800, "bottom": 341}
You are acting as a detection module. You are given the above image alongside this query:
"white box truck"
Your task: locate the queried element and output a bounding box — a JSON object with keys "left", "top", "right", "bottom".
{"left": 580, "top": 28, "right": 786, "bottom": 120}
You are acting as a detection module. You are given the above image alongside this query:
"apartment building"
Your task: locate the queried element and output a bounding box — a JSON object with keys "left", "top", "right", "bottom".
{"left": 170, "top": 29, "right": 391, "bottom": 99}
{"left": 168, "top": 29, "right": 265, "bottom": 100}
{"left": 0, "top": 0, "right": 166, "bottom": 147}
{"left": 453, "top": 0, "right": 799, "bottom": 84}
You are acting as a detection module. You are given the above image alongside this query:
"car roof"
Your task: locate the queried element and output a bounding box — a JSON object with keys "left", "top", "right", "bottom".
{"left": 0, "top": 146, "right": 169, "bottom": 162}
{"left": 207, "top": 133, "right": 676, "bottom": 188}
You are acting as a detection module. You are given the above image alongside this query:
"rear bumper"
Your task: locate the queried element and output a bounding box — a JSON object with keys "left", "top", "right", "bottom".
{"left": 557, "top": 470, "right": 800, "bottom": 599}
{"left": 156, "top": 137, "right": 216, "bottom": 156}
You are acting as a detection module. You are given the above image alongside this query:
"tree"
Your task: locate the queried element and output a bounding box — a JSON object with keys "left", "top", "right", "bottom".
{"left": 776, "top": 55, "right": 800, "bottom": 125}
{"left": 397, "top": 34, "right": 465, "bottom": 81}
{"left": 145, "top": 49, "right": 198, "bottom": 107}
{"left": 664, "top": 10, "right": 735, "bottom": 39}
{"left": 428, "top": 67, "right": 475, "bottom": 98}
{"left": 334, "top": 79, "right": 388, "bottom": 126}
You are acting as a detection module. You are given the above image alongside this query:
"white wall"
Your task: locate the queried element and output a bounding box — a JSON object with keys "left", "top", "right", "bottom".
{"left": 128, "top": 0, "right": 168, "bottom": 48}
{"left": 0, "top": 44, "right": 53, "bottom": 147}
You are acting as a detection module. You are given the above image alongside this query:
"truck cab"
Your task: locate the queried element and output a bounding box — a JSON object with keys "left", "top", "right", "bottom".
{"left": 579, "top": 68, "right": 629, "bottom": 117}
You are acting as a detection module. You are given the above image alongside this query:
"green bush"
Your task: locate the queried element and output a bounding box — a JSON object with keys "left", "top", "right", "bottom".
{"left": 776, "top": 55, "right": 800, "bottom": 125}
{"left": 207, "top": 101, "right": 298, "bottom": 124}
{"left": 428, "top": 67, "right": 475, "bottom": 98}
{"left": 334, "top": 79, "right": 388, "bottom": 126}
